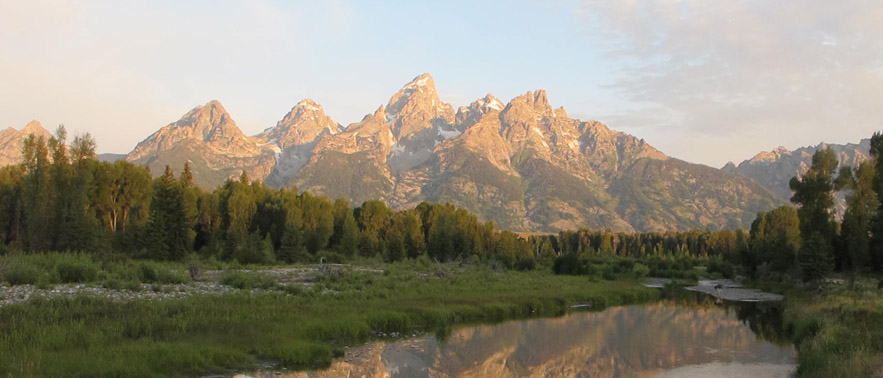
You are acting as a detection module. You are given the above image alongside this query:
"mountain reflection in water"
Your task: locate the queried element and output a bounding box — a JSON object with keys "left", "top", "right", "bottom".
{"left": 234, "top": 293, "right": 795, "bottom": 378}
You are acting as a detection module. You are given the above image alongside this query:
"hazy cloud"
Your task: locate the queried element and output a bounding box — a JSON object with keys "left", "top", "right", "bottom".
{"left": 577, "top": 0, "right": 883, "bottom": 166}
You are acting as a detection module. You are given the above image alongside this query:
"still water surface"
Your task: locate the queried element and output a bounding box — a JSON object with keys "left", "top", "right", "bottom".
{"left": 235, "top": 293, "right": 795, "bottom": 378}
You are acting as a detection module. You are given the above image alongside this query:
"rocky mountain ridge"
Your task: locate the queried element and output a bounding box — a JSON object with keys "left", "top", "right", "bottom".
{"left": 723, "top": 140, "right": 871, "bottom": 199}
{"left": 3, "top": 74, "right": 785, "bottom": 232}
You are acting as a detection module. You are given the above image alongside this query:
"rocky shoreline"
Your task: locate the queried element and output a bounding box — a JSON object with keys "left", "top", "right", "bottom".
{"left": 686, "top": 279, "right": 784, "bottom": 302}
{"left": 642, "top": 277, "right": 785, "bottom": 302}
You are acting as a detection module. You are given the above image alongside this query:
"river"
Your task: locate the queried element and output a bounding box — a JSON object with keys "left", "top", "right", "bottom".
{"left": 231, "top": 291, "right": 795, "bottom": 378}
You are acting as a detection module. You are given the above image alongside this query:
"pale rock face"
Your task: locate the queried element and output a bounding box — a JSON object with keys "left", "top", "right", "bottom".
{"left": 441, "top": 110, "right": 514, "bottom": 175}
{"left": 455, "top": 94, "right": 505, "bottom": 130}
{"left": 126, "top": 100, "right": 276, "bottom": 187}
{"left": 385, "top": 73, "right": 455, "bottom": 140}
{"left": 260, "top": 99, "right": 342, "bottom": 186}
{"left": 383, "top": 73, "right": 457, "bottom": 172}
{"left": 0, "top": 121, "right": 53, "bottom": 166}
{"left": 259, "top": 99, "right": 340, "bottom": 149}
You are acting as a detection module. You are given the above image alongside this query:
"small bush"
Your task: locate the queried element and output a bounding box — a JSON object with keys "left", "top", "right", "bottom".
{"left": 35, "top": 276, "right": 53, "bottom": 290}
{"left": 282, "top": 284, "right": 306, "bottom": 296}
{"left": 514, "top": 257, "right": 536, "bottom": 271}
{"left": 56, "top": 261, "right": 99, "bottom": 283}
{"left": 632, "top": 263, "right": 650, "bottom": 277}
{"left": 220, "top": 271, "right": 276, "bottom": 290}
{"left": 2, "top": 261, "right": 42, "bottom": 285}
{"left": 103, "top": 278, "right": 142, "bottom": 291}
{"left": 706, "top": 259, "right": 735, "bottom": 279}
{"left": 137, "top": 261, "right": 190, "bottom": 284}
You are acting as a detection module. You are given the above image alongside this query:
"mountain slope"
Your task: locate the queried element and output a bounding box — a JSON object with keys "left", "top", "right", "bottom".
{"left": 126, "top": 100, "right": 276, "bottom": 188}
{"left": 723, "top": 140, "right": 871, "bottom": 201}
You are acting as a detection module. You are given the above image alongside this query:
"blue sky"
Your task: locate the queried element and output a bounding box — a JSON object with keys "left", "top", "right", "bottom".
{"left": 2, "top": 0, "right": 882, "bottom": 166}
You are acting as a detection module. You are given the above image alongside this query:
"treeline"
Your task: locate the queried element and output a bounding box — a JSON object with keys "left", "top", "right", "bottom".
{"left": 0, "top": 127, "right": 536, "bottom": 267}
{"left": 550, "top": 131, "right": 883, "bottom": 283}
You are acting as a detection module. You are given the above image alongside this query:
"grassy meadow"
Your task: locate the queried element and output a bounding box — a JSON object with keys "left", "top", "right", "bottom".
{"left": 0, "top": 253, "right": 657, "bottom": 377}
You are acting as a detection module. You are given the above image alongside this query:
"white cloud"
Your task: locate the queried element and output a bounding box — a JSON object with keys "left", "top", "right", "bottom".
{"left": 577, "top": 0, "right": 883, "bottom": 166}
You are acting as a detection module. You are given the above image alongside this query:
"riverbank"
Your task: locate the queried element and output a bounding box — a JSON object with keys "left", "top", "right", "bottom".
{"left": 777, "top": 280, "right": 883, "bottom": 378}
{"left": 0, "top": 264, "right": 657, "bottom": 378}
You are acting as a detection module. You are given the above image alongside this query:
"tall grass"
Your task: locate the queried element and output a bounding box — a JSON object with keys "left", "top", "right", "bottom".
{"left": 0, "top": 267, "right": 658, "bottom": 377}
{"left": 782, "top": 282, "right": 883, "bottom": 378}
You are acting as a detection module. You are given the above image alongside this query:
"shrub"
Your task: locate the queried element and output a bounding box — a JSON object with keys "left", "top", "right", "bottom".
{"left": 632, "top": 263, "right": 650, "bottom": 277}
{"left": 706, "top": 259, "right": 735, "bottom": 279}
{"left": 232, "top": 233, "right": 276, "bottom": 265}
{"left": 220, "top": 271, "right": 276, "bottom": 290}
{"left": 56, "top": 261, "right": 99, "bottom": 283}
{"left": 514, "top": 257, "right": 536, "bottom": 271}
{"left": 137, "top": 261, "right": 190, "bottom": 284}
{"left": 2, "top": 261, "right": 41, "bottom": 285}
{"left": 553, "top": 253, "right": 585, "bottom": 275}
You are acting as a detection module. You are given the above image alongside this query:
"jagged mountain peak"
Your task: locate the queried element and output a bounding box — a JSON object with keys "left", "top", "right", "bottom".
{"left": 455, "top": 94, "right": 506, "bottom": 130}
{"left": 474, "top": 94, "right": 505, "bottom": 112}
{"left": 509, "top": 90, "right": 552, "bottom": 113}
{"left": 747, "top": 146, "right": 792, "bottom": 164}
{"left": 127, "top": 100, "right": 267, "bottom": 176}
{"left": 385, "top": 73, "right": 454, "bottom": 139}
{"left": 22, "top": 120, "right": 51, "bottom": 136}
{"left": 260, "top": 98, "right": 339, "bottom": 148}
{"left": 170, "top": 100, "right": 247, "bottom": 143}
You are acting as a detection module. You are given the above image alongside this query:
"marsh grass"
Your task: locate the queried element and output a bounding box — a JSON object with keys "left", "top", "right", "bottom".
{"left": 782, "top": 281, "right": 883, "bottom": 378}
{"left": 0, "top": 268, "right": 657, "bottom": 378}
{"left": 219, "top": 271, "right": 277, "bottom": 290}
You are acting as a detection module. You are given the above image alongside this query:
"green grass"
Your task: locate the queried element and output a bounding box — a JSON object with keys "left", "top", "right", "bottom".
{"left": 780, "top": 282, "right": 883, "bottom": 378}
{"left": 0, "top": 266, "right": 658, "bottom": 377}
{"left": 219, "top": 271, "right": 277, "bottom": 290}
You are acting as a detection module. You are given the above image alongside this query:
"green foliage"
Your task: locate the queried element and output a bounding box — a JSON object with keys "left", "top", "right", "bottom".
{"left": 705, "top": 259, "right": 735, "bottom": 279}
{"left": 631, "top": 263, "right": 650, "bottom": 277}
{"left": 790, "top": 148, "right": 838, "bottom": 277}
{"left": 745, "top": 206, "right": 801, "bottom": 278}
{"left": 799, "top": 232, "right": 834, "bottom": 282}
{"left": 232, "top": 232, "right": 276, "bottom": 265}
{"left": 783, "top": 285, "right": 883, "bottom": 378}
{"left": 1, "top": 260, "right": 41, "bottom": 285}
{"left": 55, "top": 260, "right": 98, "bottom": 283}
{"left": 136, "top": 261, "right": 190, "bottom": 284}
{"left": 219, "top": 270, "right": 278, "bottom": 290}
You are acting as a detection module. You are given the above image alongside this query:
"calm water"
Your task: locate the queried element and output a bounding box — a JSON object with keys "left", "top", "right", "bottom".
{"left": 234, "top": 292, "right": 795, "bottom": 378}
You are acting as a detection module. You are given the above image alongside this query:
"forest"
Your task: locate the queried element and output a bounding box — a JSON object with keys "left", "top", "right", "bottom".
{"left": 0, "top": 126, "right": 539, "bottom": 268}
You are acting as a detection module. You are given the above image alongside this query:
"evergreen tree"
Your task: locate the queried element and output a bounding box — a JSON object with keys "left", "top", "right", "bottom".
{"left": 277, "top": 224, "right": 307, "bottom": 263}
{"left": 870, "top": 132, "right": 883, "bottom": 271}
{"left": 336, "top": 211, "right": 359, "bottom": 257}
{"left": 299, "top": 193, "right": 334, "bottom": 254}
{"left": 790, "top": 147, "right": 838, "bottom": 281}
{"left": 837, "top": 162, "right": 879, "bottom": 276}
{"left": 21, "top": 134, "right": 51, "bottom": 251}
{"left": 146, "top": 166, "right": 190, "bottom": 260}
{"left": 747, "top": 206, "right": 801, "bottom": 277}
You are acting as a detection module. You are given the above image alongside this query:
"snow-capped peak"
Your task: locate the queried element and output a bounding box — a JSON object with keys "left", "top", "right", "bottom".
{"left": 296, "top": 99, "right": 322, "bottom": 112}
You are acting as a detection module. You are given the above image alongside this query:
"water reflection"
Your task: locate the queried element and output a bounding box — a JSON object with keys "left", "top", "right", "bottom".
{"left": 236, "top": 293, "right": 795, "bottom": 378}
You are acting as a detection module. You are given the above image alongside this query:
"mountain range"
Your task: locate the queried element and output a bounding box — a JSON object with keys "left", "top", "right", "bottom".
{"left": 8, "top": 74, "right": 869, "bottom": 232}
